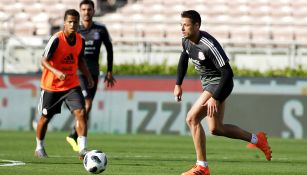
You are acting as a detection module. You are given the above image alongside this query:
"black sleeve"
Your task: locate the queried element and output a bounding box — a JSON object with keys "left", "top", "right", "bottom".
{"left": 79, "top": 38, "right": 85, "bottom": 60}
{"left": 212, "top": 63, "right": 234, "bottom": 101}
{"left": 42, "top": 36, "right": 59, "bottom": 60}
{"left": 102, "top": 29, "right": 113, "bottom": 72}
{"left": 176, "top": 51, "right": 189, "bottom": 85}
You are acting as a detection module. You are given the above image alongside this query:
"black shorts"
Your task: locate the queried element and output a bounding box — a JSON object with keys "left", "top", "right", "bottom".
{"left": 38, "top": 86, "right": 85, "bottom": 118}
{"left": 202, "top": 80, "right": 233, "bottom": 102}
{"left": 79, "top": 75, "right": 99, "bottom": 100}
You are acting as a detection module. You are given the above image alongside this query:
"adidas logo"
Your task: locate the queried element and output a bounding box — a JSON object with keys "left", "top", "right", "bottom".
{"left": 62, "top": 53, "right": 75, "bottom": 64}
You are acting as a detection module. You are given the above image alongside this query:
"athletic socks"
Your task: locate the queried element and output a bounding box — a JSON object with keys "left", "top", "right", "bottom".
{"left": 35, "top": 137, "right": 44, "bottom": 151}
{"left": 195, "top": 134, "right": 258, "bottom": 168}
{"left": 250, "top": 133, "right": 258, "bottom": 144}
{"left": 77, "top": 136, "right": 87, "bottom": 151}
{"left": 196, "top": 160, "right": 208, "bottom": 167}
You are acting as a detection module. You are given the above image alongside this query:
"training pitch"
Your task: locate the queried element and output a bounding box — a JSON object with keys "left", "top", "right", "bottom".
{"left": 0, "top": 131, "right": 306, "bottom": 175}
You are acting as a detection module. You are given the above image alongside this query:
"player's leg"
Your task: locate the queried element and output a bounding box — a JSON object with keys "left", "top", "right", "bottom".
{"left": 186, "top": 91, "right": 211, "bottom": 161}
{"left": 206, "top": 99, "right": 272, "bottom": 160}
{"left": 85, "top": 75, "right": 98, "bottom": 114}
{"left": 35, "top": 115, "right": 50, "bottom": 158}
{"left": 203, "top": 81, "right": 251, "bottom": 140}
{"left": 182, "top": 91, "right": 211, "bottom": 175}
{"left": 67, "top": 75, "right": 88, "bottom": 151}
{"left": 36, "top": 116, "right": 50, "bottom": 141}
{"left": 73, "top": 108, "right": 87, "bottom": 152}
{"left": 73, "top": 108, "right": 89, "bottom": 160}
{"left": 35, "top": 90, "right": 62, "bottom": 158}
{"left": 67, "top": 76, "right": 98, "bottom": 152}
{"left": 66, "top": 97, "right": 92, "bottom": 152}
{"left": 64, "top": 87, "right": 88, "bottom": 159}
{"left": 82, "top": 75, "right": 98, "bottom": 120}
{"left": 206, "top": 102, "right": 251, "bottom": 141}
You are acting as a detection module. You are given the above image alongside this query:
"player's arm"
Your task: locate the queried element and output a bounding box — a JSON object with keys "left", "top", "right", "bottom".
{"left": 203, "top": 42, "right": 234, "bottom": 116}
{"left": 176, "top": 51, "right": 189, "bottom": 86}
{"left": 203, "top": 40, "right": 233, "bottom": 102}
{"left": 102, "top": 28, "right": 116, "bottom": 87}
{"left": 174, "top": 48, "right": 189, "bottom": 102}
{"left": 41, "top": 36, "right": 66, "bottom": 81}
{"left": 79, "top": 39, "right": 94, "bottom": 88}
{"left": 213, "top": 62, "right": 233, "bottom": 101}
{"left": 208, "top": 43, "right": 233, "bottom": 102}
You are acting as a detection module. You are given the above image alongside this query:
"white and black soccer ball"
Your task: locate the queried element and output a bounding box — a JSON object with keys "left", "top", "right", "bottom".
{"left": 83, "top": 150, "right": 108, "bottom": 174}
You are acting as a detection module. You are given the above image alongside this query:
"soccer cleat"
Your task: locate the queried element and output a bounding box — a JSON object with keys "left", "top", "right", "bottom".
{"left": 246, "top": 143, "right": 257, "bottom": 148}
{"left": 34, "top": 148, "right": 48, "bottom": 158}
{"left": 181, "top": 164, "right": 210, "bottom": 175}
{"left": 66, "top": 136, "right": 79, "bottom": 152}
{"left": 250, "top": 132, "right": 272, "bottom": 161}
{"left": 79, "top": 149, "right": 88, "bottom": 160}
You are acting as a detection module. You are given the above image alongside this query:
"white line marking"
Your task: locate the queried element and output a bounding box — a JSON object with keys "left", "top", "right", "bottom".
{"left": 0, "top": 159, "right": 26, "bottom": 167}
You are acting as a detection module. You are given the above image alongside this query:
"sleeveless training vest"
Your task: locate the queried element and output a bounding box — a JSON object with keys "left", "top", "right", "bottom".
{"left": 41, "top": 31, "right": 82, "bottom": 92}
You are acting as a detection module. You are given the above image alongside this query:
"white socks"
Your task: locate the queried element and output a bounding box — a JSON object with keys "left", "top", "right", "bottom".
{"left": 35, "top": 137, "right": 44, "bottom": 151}
{"left": 77, "top": 136, "right": 87, "bottom": 151}
{"left": 250, "top": 133, "right": 258, "bottom": 144}
{"left": 196, "top": 160, "right": 208, "bottom": 167}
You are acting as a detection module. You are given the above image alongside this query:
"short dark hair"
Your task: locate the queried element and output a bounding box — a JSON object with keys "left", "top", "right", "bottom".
{"left": 80, "top": 0, "right": 95, "bottom": 9}
{"left": 64, "top": 9, "right": 80, "bottom": 21}
{"left": 181, "top": 10, "right": 201, "bottom": 27}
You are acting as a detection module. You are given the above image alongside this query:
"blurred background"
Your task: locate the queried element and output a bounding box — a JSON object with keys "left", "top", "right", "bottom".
{"left": 0, "top": 0, "right": 307, "bottom": 138}
{"left": 1, "top": 0, "right": 307, "bottom": 72}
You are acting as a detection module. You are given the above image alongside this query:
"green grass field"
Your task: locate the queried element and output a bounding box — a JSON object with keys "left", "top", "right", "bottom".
{"left": 0, "top": 131, "right": 307, "bottom": 175}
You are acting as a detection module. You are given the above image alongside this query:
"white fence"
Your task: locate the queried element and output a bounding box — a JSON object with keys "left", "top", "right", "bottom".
{"left": 1, "top": 35, "right": 306, "bottom": 74}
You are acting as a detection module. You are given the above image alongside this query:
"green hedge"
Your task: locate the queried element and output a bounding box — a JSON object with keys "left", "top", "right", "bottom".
{"left": 232, "top": 65, "right": 307, "bottom": 77}
{"left": 101, "top": 62, "right": 307, "bottom": 77}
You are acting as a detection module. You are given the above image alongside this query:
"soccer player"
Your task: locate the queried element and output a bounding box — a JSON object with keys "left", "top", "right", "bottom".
{"left": 34, "top": 9, "right": 94, "bottom": 160}
{"left": 174, "top": 10, "right": 272, "bottom": 175}
{"left": 66, "top": 0, "right": 116, "bottom": 152}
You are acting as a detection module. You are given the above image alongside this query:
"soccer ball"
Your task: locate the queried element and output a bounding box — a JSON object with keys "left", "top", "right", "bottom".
{"left": 83, "top": 150, "right": 108, "bottom": 174}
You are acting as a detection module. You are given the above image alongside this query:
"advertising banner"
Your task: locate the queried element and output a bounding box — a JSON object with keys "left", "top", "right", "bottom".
{"left": 0, "top": 75, "right": 306, "bottom": 138}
